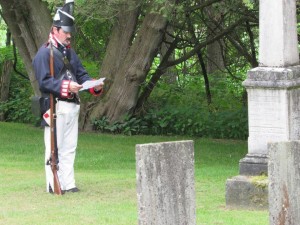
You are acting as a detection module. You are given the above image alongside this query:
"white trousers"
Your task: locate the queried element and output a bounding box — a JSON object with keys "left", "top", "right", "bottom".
{"left": 44, "top": 100, "right": 80, "bottom": 192}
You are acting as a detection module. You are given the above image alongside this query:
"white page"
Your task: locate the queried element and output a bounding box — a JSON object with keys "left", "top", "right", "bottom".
{"left": 80, "top": 78, "right": 105, "bottom": 91}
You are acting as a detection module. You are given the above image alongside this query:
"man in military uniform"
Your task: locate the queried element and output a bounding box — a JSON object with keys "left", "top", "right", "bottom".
{"left": 32, "top": 0, "right": 103, "bottom": 193}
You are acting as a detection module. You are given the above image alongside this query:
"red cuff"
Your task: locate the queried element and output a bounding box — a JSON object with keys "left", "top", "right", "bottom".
{"left": 89, "top": 87, "right": 103, "bottom": 96}
{"left": 60, "top": 80, "right": 71, "bottom": 98}
{"left": 88, "top": 79, "right": 104, "bottom": 96}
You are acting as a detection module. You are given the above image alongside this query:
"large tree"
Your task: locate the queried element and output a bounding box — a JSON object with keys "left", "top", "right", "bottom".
{"left": 80, "top": 0, "right": 177, "bottom": 130}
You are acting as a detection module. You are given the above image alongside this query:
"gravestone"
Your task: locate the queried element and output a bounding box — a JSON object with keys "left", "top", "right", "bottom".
{"left": 136, "top": 140, "right": 196, "bottom": 225}
{"left": 268, "top": 141, "right": 300, "bottom": 225}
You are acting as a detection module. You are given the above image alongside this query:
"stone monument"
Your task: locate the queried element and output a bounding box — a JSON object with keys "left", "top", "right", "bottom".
{"left": 226, "top": 0, "right": 300, "bottom": 209}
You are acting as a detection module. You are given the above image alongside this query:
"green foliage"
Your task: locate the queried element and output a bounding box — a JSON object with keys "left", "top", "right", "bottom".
{"left": 0, "top": 46, "right": 14, "bottom": 63}
{"left": 0, "top": 17, "right": 7, "bottom": 47}
{"left": 0, "top": 48, "right": 36, "bottom": 124}
{"left": 242, "top": 0, "right": 253, "bottom": 9}
{"left": 93, "top": 115, "right": 148, "bottom": 136}
{"left": 0, "top": 75, "right": 36, "bottom": 123}
{"left": 205, "top": 108, "right": 248, "bottom": 139}
{"left": 77, "top": 60, "right": 102, "bottom": 102}
{"left": 94, "top": 107, "right": 248, "bottom": 139}
{"left": 94, "top": 74, "right": 248, "bottom": 139}
{"left": 76, "top": 0, "right": 134, "bottom": 19}
{"left": 81, "top": 60, "right": 100, "bottom": 77}
{"left": 74, "top": 16, "right": 112, "bottom": 62}
{"left": 149, "top": 0, "right": 176, "bottom": 18}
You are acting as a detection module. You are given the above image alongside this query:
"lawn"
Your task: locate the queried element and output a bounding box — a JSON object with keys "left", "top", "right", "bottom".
{"left": 0, "top": 122, "right": 268, "bottom": 225}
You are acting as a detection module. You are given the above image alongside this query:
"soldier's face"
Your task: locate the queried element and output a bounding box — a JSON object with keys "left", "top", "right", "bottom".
{"left": 53, "top": 27, "right": 71, "bottom": 46}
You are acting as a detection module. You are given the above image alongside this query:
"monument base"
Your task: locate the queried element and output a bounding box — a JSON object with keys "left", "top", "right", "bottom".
{"left": 225, "top": 175, "right": 268, "bottom": 210}
{"left": 239, "top": 154, "right": 268, "bottom": 176}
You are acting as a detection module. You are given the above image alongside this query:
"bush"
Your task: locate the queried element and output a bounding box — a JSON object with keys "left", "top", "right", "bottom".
{"left": 93, "top": 115, "right": 148, "bottom": 136}
{"left": 0, "top": 46, "right": 37, "bottom": 124}
{"left": 0, "top": 76, "right": 37, "bottom": 124}
{"left": 93, "top": 107, "right": 248, "bottom": 140}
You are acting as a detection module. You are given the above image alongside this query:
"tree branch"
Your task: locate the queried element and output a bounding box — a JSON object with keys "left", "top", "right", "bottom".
{"left": 164, "top": 17, "right": 246, "bottom": 68}
{"left": 185, "top": 0, "right": 223, "bottom": 12}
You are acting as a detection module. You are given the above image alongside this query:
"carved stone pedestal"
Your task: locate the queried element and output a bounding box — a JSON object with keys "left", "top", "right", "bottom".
{"left": 226, "top": 66, "right": 300, "bottom": 209}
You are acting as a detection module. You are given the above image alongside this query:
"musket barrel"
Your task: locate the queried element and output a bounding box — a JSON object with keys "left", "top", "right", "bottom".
{"left": 49, "top": 43, "right": 63, "bottom": 195}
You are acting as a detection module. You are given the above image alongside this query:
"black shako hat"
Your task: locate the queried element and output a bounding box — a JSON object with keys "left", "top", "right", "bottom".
{"left": 53, "top": 0, "right": 75, "bottom": 33}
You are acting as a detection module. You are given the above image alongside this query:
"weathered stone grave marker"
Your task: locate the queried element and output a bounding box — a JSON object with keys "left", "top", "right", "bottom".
{"left": 136, "top": 140, "right": 196, "bottom": 225}
{"left": 268, "top": 141, "right": 300, "bottom": 225}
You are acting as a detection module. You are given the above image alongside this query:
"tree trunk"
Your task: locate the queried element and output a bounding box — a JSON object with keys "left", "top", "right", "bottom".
{"left": 0, "top": 0, "right": 52, "bottom": 96}
{"left": 5, "top": 28, "right": 11, "bottom": 46}
{"left": 206, "top": 40, "right": 225, "bottom": 74}
{"left": 81, "top": 12, "right": 169, "bottom": 130}
{"left": 160, "top": 25, "right": 176, "bottom": 83}
{"left": 187, "top": 15, "right": 212, "bottom": 105}
{"left": 0, "top": 60, "right": 13, "bottom": 121}
{"left": 79, "top": 2, "right": 140, "bottom": 129}
{"left": 205, "top": 3, "right": 225, "bottom": 74}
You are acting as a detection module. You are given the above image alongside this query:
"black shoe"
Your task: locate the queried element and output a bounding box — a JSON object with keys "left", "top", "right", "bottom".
{"left": 65, "top": 187, "right": 80, "bottom": 193}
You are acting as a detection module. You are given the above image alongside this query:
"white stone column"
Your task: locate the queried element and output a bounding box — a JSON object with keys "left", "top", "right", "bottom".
{"left": 259, "top": 0, "right": 299, "bottom": 66}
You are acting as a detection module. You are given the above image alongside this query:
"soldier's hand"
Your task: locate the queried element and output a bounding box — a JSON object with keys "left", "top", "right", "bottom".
{"left": 69, "top": 81, "right": 83, "bottom": 93}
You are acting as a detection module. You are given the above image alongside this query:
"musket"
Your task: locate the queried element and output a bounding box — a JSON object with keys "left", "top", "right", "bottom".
{"left": 49, "top": 42, "right": 63, "bottom": 195}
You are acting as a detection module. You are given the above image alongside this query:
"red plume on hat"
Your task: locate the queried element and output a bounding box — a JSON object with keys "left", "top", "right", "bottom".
{"left": 53, "top": 0, "right": 75, "bottom": 33}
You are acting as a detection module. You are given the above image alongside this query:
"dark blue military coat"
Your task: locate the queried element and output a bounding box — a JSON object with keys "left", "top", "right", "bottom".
{"left": 33, "top": 43, "right": 100, "bottom": 98}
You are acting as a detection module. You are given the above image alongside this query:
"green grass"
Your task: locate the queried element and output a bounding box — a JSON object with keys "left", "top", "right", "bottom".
{"left": 0, "top": 122, "right": 268, "bottom": 225}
